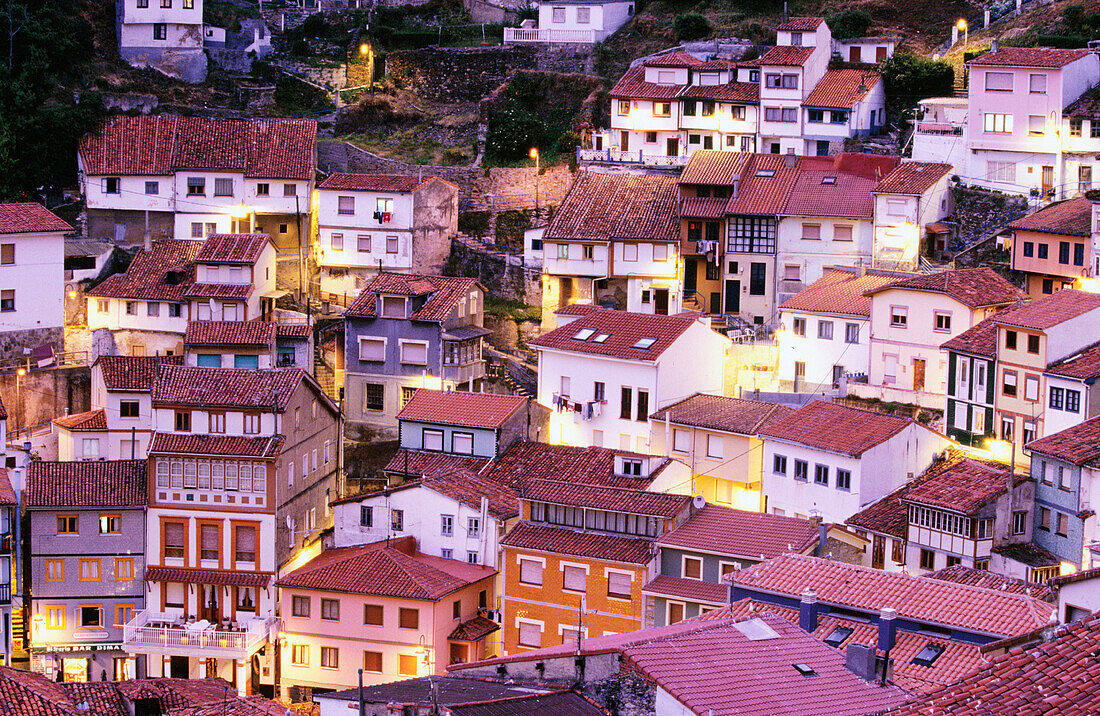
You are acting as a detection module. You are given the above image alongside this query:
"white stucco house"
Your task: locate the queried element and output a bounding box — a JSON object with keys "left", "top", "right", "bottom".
{"left": 0, "top": 204, "right": 69, "bottom": 365}
{"left": 504, "top": 0, "right": 636, "bottom": 43}
{"left": 115, "top": 0, "right": 207, "bottom": 82}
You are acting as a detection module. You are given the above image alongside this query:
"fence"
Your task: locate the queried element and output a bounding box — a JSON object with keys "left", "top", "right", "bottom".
{"left": 504, "top": 27, "right": 596, "bottom": 43}
{"left": 576, "top": 148, "right": 690, "bottom": 168}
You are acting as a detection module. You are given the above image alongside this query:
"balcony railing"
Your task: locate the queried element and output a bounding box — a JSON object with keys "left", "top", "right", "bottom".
{"left": 576, "top": 148, "right": 690, "bottom": 167}
{"left": 915, "top": 122, "right": 964, "bottom": 136}
{"left": 504, "top": 27, "right": 596, "bottom": 43}
{"left": 122, "top": 610, "right": 274, "bottom": 658}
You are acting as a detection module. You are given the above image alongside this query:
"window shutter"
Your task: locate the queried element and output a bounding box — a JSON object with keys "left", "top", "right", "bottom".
{"left": 519, "top": 559, "right": 543, "bottom": 585}
{"left": 563, "top": 565, "right": 586, "bottom": 591}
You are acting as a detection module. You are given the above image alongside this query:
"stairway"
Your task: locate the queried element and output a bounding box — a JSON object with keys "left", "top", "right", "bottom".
{"left": 313, "top": 340, "right": 336, "bottom": 399}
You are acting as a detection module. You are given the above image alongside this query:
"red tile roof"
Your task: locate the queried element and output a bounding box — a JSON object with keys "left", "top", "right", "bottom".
{"left": 845, "top": 479, "right": 914, "bottom": 539}
{"left": 679, "top": 150, "right": 749, "bottom": 186}
{"left": 26, "top": 460, "right": 147, "bottom": 508}
{"left": 95, "top": 354, "right": 183, "bottom": 391}
{"left": 545, "top": 171, "right": 680, "bottom": 242}
{"left": 642, "top": 51, "right": 703, "bottom": 67}
{"left": 1025, "top": 415, "right": 1100, "bottom": 465}
{"left": 927, "top": 564, "right": 1053, "bottom": 600}
{"left": 968, "top": 46, "right": 1091, "bottom": 68}
{"left": 804, "top": 69, "right": 880, "bottom": 109}
{"left": 87, "top": 240, "right": 201, "bottom": 301}
{"left": 448, "top": 615, "right": 500, "bottom": 642}
{"left": 345, "top": 470, "right": 519, "bottom": 521}
{"left": 874, "top": 162, "right": 953, "bottom": 195}
{"left": 446, "top": 691, "right": 604, "bottom": 716}
{"left": 882, "top": 615, "right": 1100, "bottom": 715}
{"left": 1008, "top": 196, "right": 1092, "bottom": 237}
{"left": 51, "top": 408, "right": 108, "bottom": 431}
{"left": 277, "top": 538, "right": 496, "bottom": 599}
{"left": 185, "top": 320, "right": 276, "bottom": 347}
{"left": 758, "top": 45, "right": 816, "bottom": 66}
{"left": 151, "top": 365, "right": 304, "bottom": 410}
{"left": 623, "top": 614, "right": 909, "bottom": 716}
{"left": 727, "top": 154, "right": 801, "bottom": 215}
{"left": 940, "top": 313, "right": 1000, "bottom": 357}
{"left": 990, "top": 541, "right": 1060, "bottom": 568}
{"left": 679, "top": 81, "right": 759, "bottom": 103}
{"left": 346, "top": 272, "right": 481, "bottom": 323}
{"left": 758, "top": 400, "right": 915, "bottom": 457}
{"left": 0, "top": 203, "right": 71, "bottom": 234}
{"left": 397, "top": 389, "right": 528, "bottom": 429}
{"left": 145, "top": 566, "right": 272, "bottom": 588}
{"left": 383, "top": 449, "right": 493, "bottom": 478}
{"left": 0, "top": 471, "right": 15, "bottom": 506}
{"left": 730, "top": 554, "right": 1055, "bottom": 637}
{"left": 650, "top": 393, "right": 793, "bottom": 435}
{"left": 79, "top": 115, "right": 316, "bottom": 179}
{"left": 901, "top": 453, "right": 1024, "bottom": 515}
{"left": 0, "top": 666, "right": 94, "bottom": 715}
{"left": 274, "top": 322, "right": 311, "bottom": 338}
{"left": 608, "top": 66, "right": 685, "bottom": 100}
{"left": 194, "top": 233, "right": 271, "bottom": 264}
{"left": 183, "top": 283, "right": 253, "bottom": 299}
{"left": 642, "top": 574, "right": 728, "bottom": 603}
{"left": 992, "top": 287, "right": 1100, "bottom": 330}
{"left": 778, "top": 16, "right": 824, "bottom": 30}
{"left": 318, "top": 173, "right": 448, "bottom": 192}
{"left": 657, "top": 503, "right": 818, "bottom": 559}
{"left": 524, "top": 479, "right": 691, "bottom": 518}
{"left": 1045, "top": 339, "right": 1100, "bottom": 379}
{"left": 530, "top": 307, "right": 700, "bottom": 361}
{"left": 867, "top": 267, "right": 1025, "bottom": 308}
{"left": 500, "top": 521, "right": 654, "bottom": 564}
{"left": 780, "top": 267, "right": 916, "bottom": 317}
{"left": 149, "top": 433, "right": 285, "bottom": 458}
{"left": 782, "top": 167, "right": 883, "bottom": 219}
{"left": 680, "top": 196, "right": 729, "bottom": 218}
{"left": 482, "top": 442, "right": 661, "bottom": 491}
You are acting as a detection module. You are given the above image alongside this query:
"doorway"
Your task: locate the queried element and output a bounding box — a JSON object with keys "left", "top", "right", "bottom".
{"left": 684, "top": 258, "right": 698, "bottom": 292}
{"left": 654, "top": 288, "right": 669, "bottom": 315}
{"left": 200, "top": 584, "right": 219, "bottom": 622}
{"left": 913, "top": 358, "right": 926, "bottom": 392}
{"left": 724, "top": 280, "right": 740, "bottom": 313}
{"left": 666, "top": 137, "right": 679, "bottom": 156}
{"left": 620, "top": 131, "right": 629, "bottom": 151}
{"left": 169, "top": 656, "right": 189, "bottom": 679}
{"left": 1042, "top": 165, "right": 1054, "bottom": 196}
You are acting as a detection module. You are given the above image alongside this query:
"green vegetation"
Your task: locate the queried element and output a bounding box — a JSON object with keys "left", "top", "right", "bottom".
{"left": 204, "top": 1, "right": 259, "bottom": 32}
{"left": 879, "top": 53, "right": 955, "bottom": 119}
{"left": 825, "top": 9, "right": 872, "bottom": 40}
{"left": 484, "top": 296, "right": 541, "bottom": 323}
{"left": 673, "top": 13, "right": 711, "bottom": 40}
{"left": 458, "top": 210, "right": 491, "bottom": 238}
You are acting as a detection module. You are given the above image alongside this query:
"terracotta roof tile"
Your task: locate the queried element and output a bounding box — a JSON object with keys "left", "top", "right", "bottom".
{"left": 112, "top": 678, "right": 241, "bottom": 711}
{"left": 544, "top": 171, "right": 680, "bottom": 242}
{"left": 446, "top": 691, "right": 604, "bottom": 716}
{"left": 183, "top": 283, "right": 253, "bottom": 299}
{"left": 149, "top": 433, "right": 285, "bottom": 458}
{"left": 346, "top": 272, "right": 481, "bottom": 323}
{"left": 0, "top": 471, "right": 16, "bottom": 506}
{"left": 95, "top": 354, "right": 183, "bottom": 391}
{"left": 500, "top": 522, "right": 654, "bottom": 564}
{"left": 679, "top": 81, "right": 759, "bottom": 102}
{"left": 874, "top": 162, "right": 953, "bottom": 195}
{"left": 530, "top": 306, "right": 700, "bottom": 361}
{"left": 171, "top": 696, "right": 292, "bottom": 716}
{"left": 274, "top": 322, "right": 311, "bottom": 338}
{"left": 990, "top": 541, "right": 1061, "bottom": 567}
{"left": 26, "top": 460, "right": 147, "bottom": 508}
{"left": 730, "top": 554, "right": 1054, "bottom": 637}
{"left": 1064, "top": 83, "right": 1100, "bottom": 119}
{"left": 680, "top": 197, "right": 729, "bottom": 218}
{"left": 901, "top": 453, "right": 1024, "bottom": 516}
{"left": 679, "top": 150, "right": 749, "bottom": 185}
{"left": 277, "top": 538, "right": 495, "bottom": 599}
{"left": 346, "top": 470, "right": 519, "bottom": 521}
{"left": 778, "top": 16, "right": 824, "bottom": 30}
{"left": 51, "top": 408, "right": 108, "bottom": 431}
{"left": 397, "top": 389, "right": 528, "bottom": 428}
{"left": 608, "top": 66, "right": 684, "bottom": 100}
{"left": 927, "top": 564, "right": 1053, "bottom": 600}
{"left": 657, "top": 503, "right": 818, "bottom": 558}
{"left": 87, "top": 240, "right": 201, "bottom": 301}
{"left": 194, "top": 233, "right": 270, "bottom": 264}
{"left": 151, "top": 365, "right": 304, "bottom": 410}
{"left": 758, "top": 400, "right": 915, "bottom": 457}
{"left": 185, "top": 320, "right": 276, "bottom": 347}
{"left": 867, "top": 267, "right": 1024, "bottom": 308}
{"left": 780, "top": 267, "right": 916, "bottom": 317}
{"left": 641, "top": 574, "right": 728, "bottom": 604}
{"left": 1045, "top": 339, "right": 1100, "bottom": 379}
{"left": 804, "top": 69, "right": 880, "bottom": 109}
{"left": 383, "top": 449, "right": 492, "bottom": 478}
{"left": 524, "top": 479, "right": 691, "bottom": 518}
{"left": 1026, "top": 415, "right": 1100, "bottom": 465}
{"left": 968, "top": 46, "right": 1091, "bottom": 68}
{"left": 758, "top": 45, "right": 816, "bottom": 66}
{"left": 79, "top": 115, "right": 316, "bottom": 179}
{"left": 145, "top": 566, "right": 272, "bottom": 588}
{"left": 0, "top": 667, "right": 90, "bottom": 715}
{"left": 482, "top": 442, "right": 660, "bottom": 491}
{"left": 649, "top": 393, "right": 794, "bottom": 435}
{"left": 941, "top": 313, "right": 1000, "bottom": 357}
{"left": 727, "top": 154, "right": 800, "bottom": 215}
{"left": 318, "top": 173, "right": 447, "bottom": 192}
{"left": 0, "top": 203, "right": 71, "bottom": 234}
{"left": 1008, "top": 196, "right": 1092, "bottom": 236}
{"left": 448, "top": 615, "right": 500, "bottom": 642}
{"left": 995, "top": 288, "right": 1100, "bottom": 329}
{"left": 782, "top": 167, "right": 883, "bottom": 218}
{"left": 846, "top": 475, "right": 917, "bottom": 539}
{"left": 642, "top": 51, "right": 703, "bottom": 67}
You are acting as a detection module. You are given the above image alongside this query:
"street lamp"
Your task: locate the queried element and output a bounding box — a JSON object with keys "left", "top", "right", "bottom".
{"left": 956, "top": 19, "right": 968, "bottom": 47}
{"left": 529, "top": 147, "right": 540, "bottom": 212}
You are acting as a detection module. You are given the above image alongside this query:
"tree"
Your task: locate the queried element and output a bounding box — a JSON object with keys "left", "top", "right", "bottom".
{"left": 673, "top": 13, "right": 710, "bottom": 41}
{"left": 825, "top": 9, "right": 872, "bottom": 40}
{"left": 879, "top": 53, "right": 955, "bottom": 119}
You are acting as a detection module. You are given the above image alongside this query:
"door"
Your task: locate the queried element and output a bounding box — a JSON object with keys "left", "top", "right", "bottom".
{"left": 816, "top": 140, "right": 830, "bottom": 156}
{"left": 666, "top": 137, "right": 679, "bottom": 157}
{"left": 849, "top": 46, "right": 862, "bottom": 63}
{"left": 684, "top": 258, "right": 698, "bottom": 292}
{"left": 710, "top": 291, "right": 721, "bottom": 314}
{"left": 169, "top": 656, "right": 189, "bottom": 679}
{"left": 1080, "top": 165, "right": 1092, "bottom": 192}
{"left": 832, "top": 365, "right": 845, "bottom": 386}
{"left": 871, "top": 535, "right": 885, "bottom": 570}
{"left": 1042, "top": 165, "right": 1054, "bottom": 195}
{"left": 594, "top": 134, "right": 603, "bottom": 150}
{"left": 201, "top": 584, "right": 219, "bottom": 622}
{"left": 620, "top": 131, "right": 629, "bottom": 151}
{"left": 724, "top": 280, "right": 740, "bottom": 313}
{"left": 654, "top": 288, "right": 669, "bottom": 315}
{"left": 913, "top": 358, "right": 926, "bottom": 392}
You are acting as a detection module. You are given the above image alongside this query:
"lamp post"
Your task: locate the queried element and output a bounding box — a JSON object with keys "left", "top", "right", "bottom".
{"left": 956, "top": 19, "right": 968, "bottom": 47}
{"left": 529, "top": 147, "right": 540, "bottom": 212}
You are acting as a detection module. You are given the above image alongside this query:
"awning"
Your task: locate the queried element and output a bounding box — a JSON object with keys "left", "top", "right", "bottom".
{"left": 442, "top": 326, "right": 493, "bottom": 341}
{"left": 448, "top": 615, "right": 500, "bottom": 642}
{"left": 145, "top": 566, "right": 272, "bottom": 588}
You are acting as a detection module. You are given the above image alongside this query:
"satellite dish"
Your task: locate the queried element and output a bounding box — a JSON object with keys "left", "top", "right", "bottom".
{"left": 692, "top": 494, "right": 706, "bottom": 510}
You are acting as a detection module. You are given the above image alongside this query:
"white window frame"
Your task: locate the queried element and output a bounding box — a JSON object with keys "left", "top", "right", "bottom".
{"left": 681, "top": 555, "right": 703, "bottom": 580}
{"left": 358, "top": 337, "right": 386, "bottom": 362}
{"left": 398, "top": 340, "right": 429, "bottom": 366}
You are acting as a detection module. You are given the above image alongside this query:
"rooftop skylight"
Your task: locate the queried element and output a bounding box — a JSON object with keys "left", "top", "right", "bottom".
{"left": 632, "top": 337, "right": 658, "bottom": 350}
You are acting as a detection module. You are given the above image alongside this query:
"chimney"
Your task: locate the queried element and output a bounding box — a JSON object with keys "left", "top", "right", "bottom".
{"left": 798, "top": 588, "right": 819, "bottom": 632}
{"left": 991, "top": 39, "right": 1000, "bottom": 53}
{"left": 785, "top": 148, "right": 797, "bottom": 168}
{"left": 877, "top": 607, "right": 898, "bottom": 653}
{"left": 845, "top": 643, "right": 878, "bottom": 682}
{"left": 814, "top": 519, "right": 828, "bottom": 556}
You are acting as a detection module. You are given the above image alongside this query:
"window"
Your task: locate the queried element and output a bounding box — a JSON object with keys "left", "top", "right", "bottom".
{"left": 99, "top": 515, "right": 120, "bottom": 535}
{"left": 814, "top": 464, "right": 829, "bottom": 486}
{"left": 987, "top": 161, "right": 1016, "bottom": 183}
{"left": 1005, "top": 330, "right": 1018, "bottom": 350}
{"left": 243, "top": 412, "right": 260, "bottom": 434}
{"left": 1093, "top": 121, "right": 1100, "bottom": 139}
{"left": 793, "top": 317, "right": 806, "bottom": 336}
{"left": 45, "top": 559, "right": 64, "bottom": 581}
{"left": 438, "top": 514, "right": 454, "bottom": 537}
{"left": 890, "top": 306, "right": 908, "bottom": 327}
{"left": 683, "top": 556, "right": 702, "bottom": 580}
{"left": 802, "top": 223, "right": 821, "bottom": 242}
{"left": 794, "top": 459, "right": 808, "bottom": 482}
{"left": 706, "top": 434, "right": 723, "bottom": 459}
{"left": 620, "top": 386, "right": 632, "bottom": 420}
{"left": 912, "top": 644, "right": 946, "bottom": 667}
{"left": 399, "top": 341, "right": 428, "bottom": 365}
{"left": 1039, "top": 507, "right": 1051, "bottom": 531}
{"left": 467, "top": 517, "right": 480, "bottom": 538}
{"left": 398, "top": 607, "right": 419, "bottom": 629}
{"left": 391, "top": 509, "right": 404, "bottom": 532}
{"left": 288, "top": 595, "right": 311, "bottom": 618}
{"left": 935, "top": 312, "right": 951, "bottom": 332}
{"left": 320, "top": 647, "right": 339, "bottom": 669}
{"left": 153, "top": 22, "right": 167, "bottom": 39}
{"left": 1066, "top": 389, "right": 1081, "bottom": 413}
{"left": 234, "top": 525, "right": 255, "bottom": 562}
{"left": 453, "top": 432, "right": 474, "bottom": 455}
{"left": 773, "top": 455, "right": 787, "bottom": 475}
{"left": 764, "top": 107, "right": 798, "bottom": 122}
{"left": 57, "top": 515, "right": 77, "bottom": 535}
{"left": 80, "top": 606, "right": 102, "bottom": 628}
{"left": 82, "top": 438, "right": 100, "bottom": 458}
{"left": 336, "top": 195, "right": 355, "bottom": 216}
{"left": 636, "top": 390, "right": 649, "bottom": 423}
{"left": 1038, "top": 243, "right": 1049, "bottom": 259}
{"left": 398, "top": 654, "right": 418, "bottom": 675}
{"left": 319, "top": 598, "right": 340, "bottom": 622}
{"left": 750, "top": 262, "right": 766, "bottom": 295}
{"left": 79, "top": 558, "right": 101, "bottom": 581}
{"left": 607, "top": 571, "right": 632, "bottom": 599}
{"left": 833, "top": 225, "right": 853, "bottom": 241}
{"left": 386, "top": 236, "right": 399, "bottom": 254}
{"left": 1028, "top": 73, "right": 1047, "bottom": 94}
{"left": 46, "top": 606, "right": 64, "bottom": 629}
{"left": 844, "top": 323, "right": 859, "bottom": 344}
{"left": 645, "top": 131, "right": 657, "bottom": 143}
{"left": 290, "top": 645, "right": 309, "bottom": 666}
{"left": 169, "top": 304, "right": 180, "bottom": 317}
{"left": 380, "top": 295, "right": 406, "bottom": 318}
{"left": 618, "top": 100, "right": 630, "bottom": 115}
{"left": 552, "top": 6, "right": 565, "bottom": 21}
{"left": 519, "top": 558, "right": 543, "bottom": 585}
{"left": 831, "top": 110, "right": 850, "bottom": 124}
{"left": 653, "top": 102, "right": 671, "bottom": 117}
{"left": 0, "top": 289, "right": 14, "bottom": 312}
{"left": 817, "top": 320, "right": 833, "bottom": 340}
{"left": 1075, "top": 242, "right": 1085, "bottom": 266}
{"left": 174, "top": 410, "right": 191, "bottom": 432}
{"left": 1059, "top": 241, "right": 1071, "bottom": 265}
{"left": 365, "top": 383, "right": 384, "bottom": 411}
{"left": 808, "top": 109, "right": 824, "bottom": 123}
{"left": 622, "top": 243, "right": 638, "bottom": 262}
{"left": 561, "top": 564, "right": 588, "bottom": 592}
{"left": 919, "top": 549, "right": 935, "bottom": 570}
{"left": 1029, "top": 115, "right": 1046, "bottom": 136}
{"left": 672, "top": 428, "right": 689, "bottom": 454}
{"left": 1024, "top": 374, "right": 1040, "bottom": 401}
{"left": 1072, "top": 118, "right": 1085, "bottom": 137}
{"left": 518, "top": 621, "right": 541, "bottom": 648}
{"left": 1050, "top": 386, "right": 1065, "bottom": 410}
{"left": 1056, "top": 512, "right": 1069, "bottom": 537}
{"left": 1002, "top": 370, "right": 1017, "bottom": 397}
{"left": 364, "top": 603, "right": 383, "bottom": 626}
{"left": 985, "top": 72, "right": 1014, "bottom": 91}
{"left": 114, "top": 557, "right": 134, "bottom": 581}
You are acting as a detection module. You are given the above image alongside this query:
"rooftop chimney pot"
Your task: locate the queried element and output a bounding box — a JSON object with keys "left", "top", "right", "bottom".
{"left": 799, "top": 588, "right": 819, "bottom": 632}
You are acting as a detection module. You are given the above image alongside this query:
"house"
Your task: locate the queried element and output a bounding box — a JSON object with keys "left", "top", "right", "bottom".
{"left": 642, "top": 503, "right": 820, "bottom": 626}
{"left": 871, "top": 162, "right": 954, "bottom": 267}
{"left": 78, "top": 116, "right": 316, "bottom": 248}
{"left": 0, "top": 204, "right": 70, "bottom": 364}
{"left": 880, "top": 616, "right": 1100, "bottom": 715}
{"left": 1008, "top": 196, "right": 1096, "bottom": 297}
{"left": 341, "top": 273, "right": 489, "bottom": 432}
{"left": 757, "top": 18, "right": 833, "bottom": 156}
{"left": 857, "top": 267, "right": 1025, "bottom": 408}
{"left": 504, "top": 0, "right": 636, "bottom": 44}
{"left": 394, "top": 389, "right": 549, "bottom": 460}
{"left": 1042, "top": 339, "right": 1100, "bottom": 435}
{"left": 116, "top": 0, "right": 205, "bottom": 83}
{"left": 530, "top": 305, "right": 729, "bottom": 450}
{"left": 1024, "top": 416, "right": 1100, "bottom": 571}
{"left": 758, "top": 400, "right": 952, "bottom": 522}
{"left": 499, "top": 480, "right": 693, "bottom": 654}
{"left": 648, "top": 392, "right": 794, "bottom": 510}
{"left": 314, "top": 173, "right": 459, "bottom": 296}
{"left": 53, "top": 409, "right": 112, "bottom": 461}
{"left": 25, "top": 460, "right": 147, "bottom": 683}
{"left": 1051, "top": 567, "right": 1100, "bottom": 622}
{"left": 86, "top": 354, "right": 184, "bottom": 460}
{"left": 942, "top": 315, "right": 999, "bottom": 446}
{"left": 539, "top": 171, "right": 682, "bottom": 325}
{"left": 911, "top": 98, "right": 969, "bottom": 180}
{"left": 0, "top": 472, "right": 14, "bottom": 667}
{"left": 801, "top": 69, "right": 886, "bottom": 156}
{"left": 990, "top": 288, "right": 1100, "bottom": 456}
{"left": 314, "top": 678, "right": 598, "bottom": 716}
{"left": 777, "top": 266, "right": 916, "bottom": 391}
{"left": 186, "top": 234, "right": 278, "bottom": 323}
{"left": 85, "top": 239, "right": 202, "bottom": 357}
{"left": 833, "top": 36, "right": 895, "bottom": 64}
{"left": 276, "top": 536, "right": 497, "bottom": 694}
{"left": 450, "top": 613, "right": 909, "bottom": 715}
{"left": 183, "top": 320, "right": 277, "bottom": 368}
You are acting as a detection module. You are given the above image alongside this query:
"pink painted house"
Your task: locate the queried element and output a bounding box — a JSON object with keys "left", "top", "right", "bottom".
{"left": 276, "top": 536, "right": 498, "bottom": 699}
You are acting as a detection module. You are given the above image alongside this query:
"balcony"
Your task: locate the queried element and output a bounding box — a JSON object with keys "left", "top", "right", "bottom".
{"left": 576, "top": 148, "right": 690, "bottom": 167}
{"left": 122, "top": 610, "right": 274, "bottom": 659}
{"left": 504, "top": 27, "right": 596, "bottom": 43}
{"left": 915, "top": 121, "right": 963, "bottom": 136}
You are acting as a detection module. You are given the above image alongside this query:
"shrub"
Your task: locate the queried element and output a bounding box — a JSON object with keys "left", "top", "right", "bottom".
{"left": 556, "top": 130, "right": 582, "bottom": 155}
{"left": 879, "top": 53, "right": 955, "bottom": 117}
{"left": 673, "top": 13, "right": 710, "bottom": 41}
{"left": 826, "top": 9, "right": 872, "bottom": 40}
{"left": 458, "top": 211, "right": 491, "bottom": 238}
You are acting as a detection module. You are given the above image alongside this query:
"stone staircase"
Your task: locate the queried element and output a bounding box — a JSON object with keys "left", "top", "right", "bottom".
{"left": 313, "top": 341, "right": 336, "bottom": 399}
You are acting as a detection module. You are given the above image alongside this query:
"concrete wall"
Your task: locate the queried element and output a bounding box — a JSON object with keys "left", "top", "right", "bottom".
{"left": 1, "top": 363, "right": 91, "bottom": 430}
{"left": 446, "top": 237, "right": 541, "bottom": 306}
